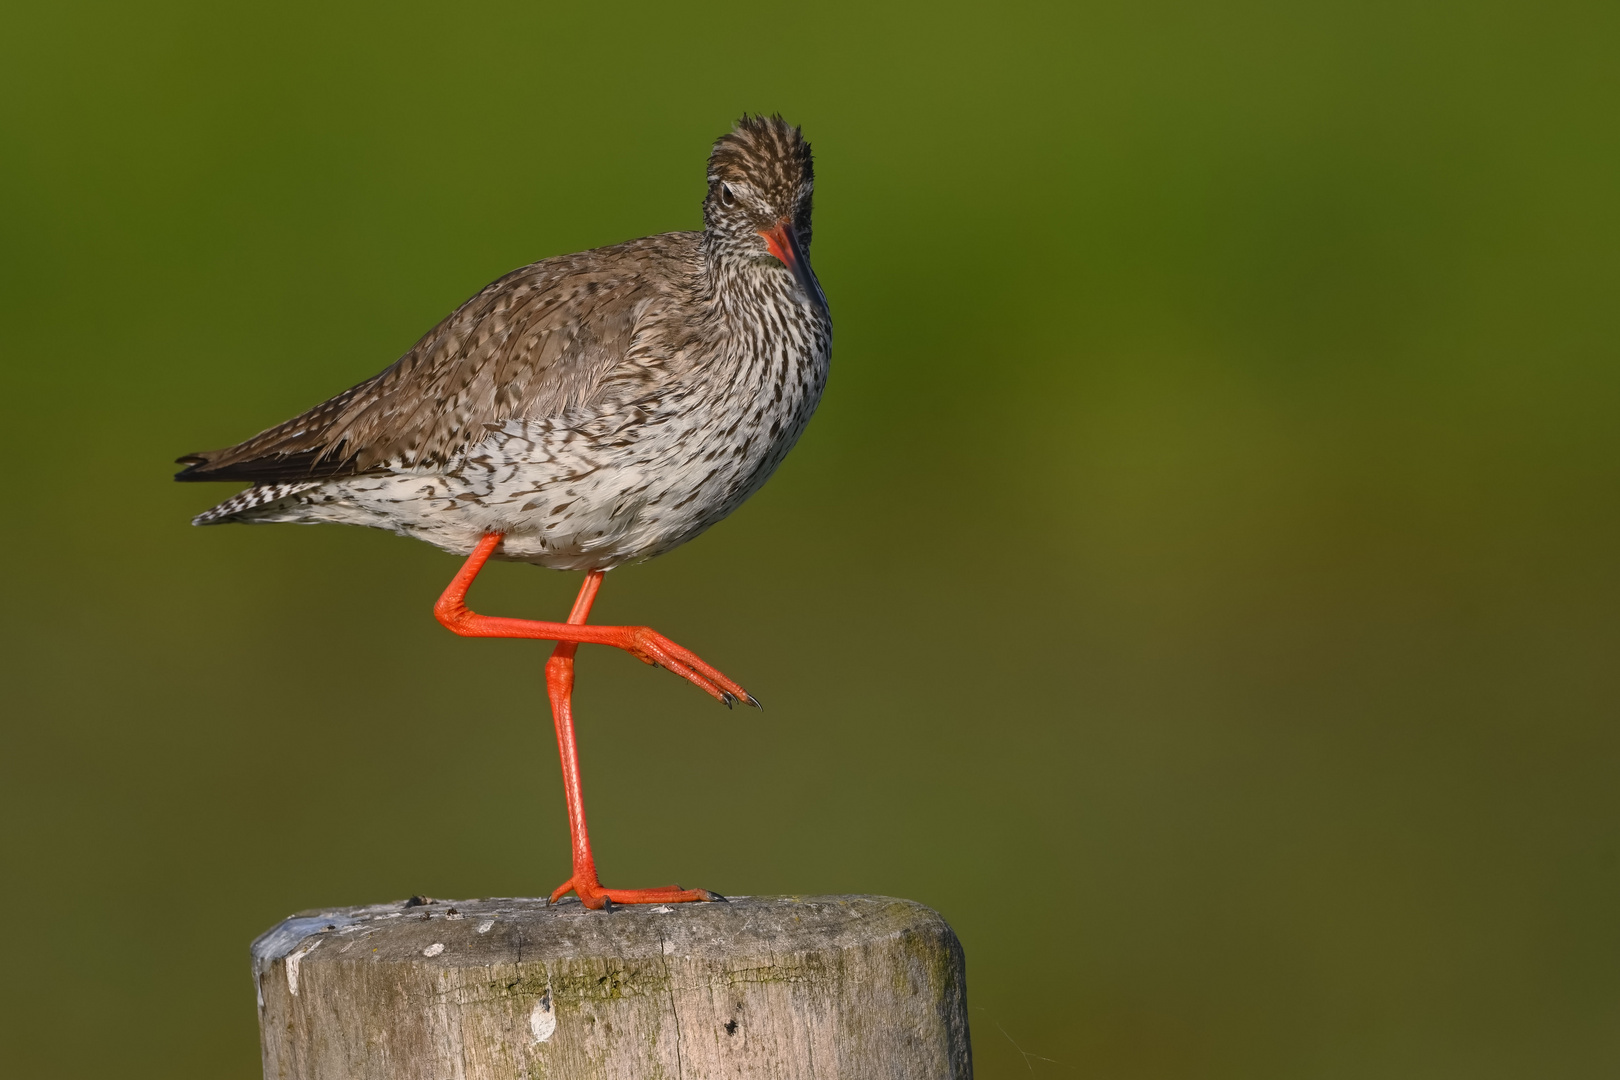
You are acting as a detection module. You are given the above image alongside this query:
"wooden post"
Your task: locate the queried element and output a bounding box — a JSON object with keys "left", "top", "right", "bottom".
{"left": 252, "top": 894, "right": 972, "bottom": 1079}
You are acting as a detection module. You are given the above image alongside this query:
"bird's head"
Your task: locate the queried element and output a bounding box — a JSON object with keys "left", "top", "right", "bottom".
{"left": 703, "top": 114, "right": 824, "bottom": 308}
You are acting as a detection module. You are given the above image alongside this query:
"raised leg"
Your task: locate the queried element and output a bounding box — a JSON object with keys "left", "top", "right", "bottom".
{"left": 435, "top": 533, "right": 758, "bottom": 708}
{"left": 438, "top": 533, "right": 728, "bottom": 909}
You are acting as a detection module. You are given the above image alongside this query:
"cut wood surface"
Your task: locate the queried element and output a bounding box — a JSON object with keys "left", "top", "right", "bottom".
{"left": 253, "top": 894, "right": 972, "bottom": 1080}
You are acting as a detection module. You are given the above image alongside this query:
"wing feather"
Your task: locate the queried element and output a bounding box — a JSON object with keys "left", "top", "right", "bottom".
{"left": 175, "top": 233, "right": 700, "bottom": 486}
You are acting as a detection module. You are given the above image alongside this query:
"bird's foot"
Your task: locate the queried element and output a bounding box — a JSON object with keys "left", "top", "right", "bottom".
{"left": 549, "top": 875, "right": 725, "bottom": 911}
{"left": 615, "top": 626, "right": 761, "bottom": 710}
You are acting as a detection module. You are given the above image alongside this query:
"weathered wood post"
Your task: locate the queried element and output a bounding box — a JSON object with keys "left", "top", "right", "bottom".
{"left": 253, "top": 894, "right": 972, "bottom": 1079}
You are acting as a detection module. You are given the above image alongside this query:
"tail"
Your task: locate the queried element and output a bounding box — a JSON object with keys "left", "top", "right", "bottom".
{"left": 192, "top": 481, "right": 322, "bottom": 526}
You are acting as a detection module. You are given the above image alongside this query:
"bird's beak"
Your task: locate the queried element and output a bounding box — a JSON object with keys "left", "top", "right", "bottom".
{"left": 759, "top": 219, "right": 826, "bottom": 309}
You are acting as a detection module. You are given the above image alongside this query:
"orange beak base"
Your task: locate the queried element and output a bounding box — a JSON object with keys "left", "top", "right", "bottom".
{"left": 760, "top": 222, "right": 795, "bottom": 268}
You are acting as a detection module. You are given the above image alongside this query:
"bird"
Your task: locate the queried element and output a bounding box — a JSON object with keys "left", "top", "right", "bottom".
{"left": 176, "top": 115, "right": 831, "bottom": 910}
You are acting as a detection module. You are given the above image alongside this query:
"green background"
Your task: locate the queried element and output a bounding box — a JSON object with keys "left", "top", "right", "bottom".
{"left": 3, "top": 1, "right": 1618, "bottom": 1076}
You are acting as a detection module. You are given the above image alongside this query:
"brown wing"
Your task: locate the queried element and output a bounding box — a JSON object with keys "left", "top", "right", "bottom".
{"left": 175, "top": 233, "right": 700, "bottom": 485}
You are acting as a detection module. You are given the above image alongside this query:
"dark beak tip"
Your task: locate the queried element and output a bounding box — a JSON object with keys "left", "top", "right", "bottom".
{"left": 760, "top": 223, "right": 823, "bottom": 309}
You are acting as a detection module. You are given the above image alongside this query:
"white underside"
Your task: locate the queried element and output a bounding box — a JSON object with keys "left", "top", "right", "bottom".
{"left": 223, "top": 407, "right": 800, "bottom": 571}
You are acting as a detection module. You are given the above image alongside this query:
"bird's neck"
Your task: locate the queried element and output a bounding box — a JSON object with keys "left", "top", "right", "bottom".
{"left": 698, "top": 234, "right": 822, "bottom": 325}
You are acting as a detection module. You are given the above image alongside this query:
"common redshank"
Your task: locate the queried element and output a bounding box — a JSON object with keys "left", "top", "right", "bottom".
{"left": 177, "top": 116, "right": 831, "bottom": 909}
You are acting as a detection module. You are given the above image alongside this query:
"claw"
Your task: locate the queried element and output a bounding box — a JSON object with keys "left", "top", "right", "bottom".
{"left": 701, "top": 890, "right": 729, "bottom": 902}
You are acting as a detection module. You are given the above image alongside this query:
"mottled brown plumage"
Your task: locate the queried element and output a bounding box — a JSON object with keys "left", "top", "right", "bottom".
{"left": 177, "top": 236, "right": 698, "bottom": 482}
{"left": 177, "top": 115, "right": 832, "bottom": 573}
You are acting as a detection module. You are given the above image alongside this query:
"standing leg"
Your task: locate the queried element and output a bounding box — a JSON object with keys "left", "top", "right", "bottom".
{"left": 542, "top": 571, "right": 722, "bottom": 909}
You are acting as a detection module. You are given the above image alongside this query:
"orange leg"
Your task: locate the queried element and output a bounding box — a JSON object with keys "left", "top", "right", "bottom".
{"left": 435, "top": 534, "right": 758, "bottom": 709}
{"left": 437, "top": 533, "right": 735, "bottom": 909}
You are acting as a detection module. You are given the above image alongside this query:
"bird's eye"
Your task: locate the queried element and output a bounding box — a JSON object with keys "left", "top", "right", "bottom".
{"left": 720, "top": 184, "right": 735, "bottom": 207}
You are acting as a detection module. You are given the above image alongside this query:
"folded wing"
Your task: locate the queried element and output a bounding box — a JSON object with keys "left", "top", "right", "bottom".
{"left": 176, "top": 236, "right": 694, "bottom": 486}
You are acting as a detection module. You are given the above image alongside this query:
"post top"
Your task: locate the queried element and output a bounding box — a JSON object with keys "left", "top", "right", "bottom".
{"left": 252, "top": 894, "right": 972, "bottom": 1078}
{"left": 253, "top": 894, "right": 954, "bottom": 977}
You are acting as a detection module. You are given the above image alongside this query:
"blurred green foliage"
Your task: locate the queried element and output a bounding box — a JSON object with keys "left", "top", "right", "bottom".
{"left": 3, "top": 1, "right": 1618, "bottom": 1076}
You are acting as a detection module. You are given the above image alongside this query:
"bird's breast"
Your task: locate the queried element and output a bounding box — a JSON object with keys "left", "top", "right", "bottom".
{"left": 424, "top": 295, "right": 828, "bottom": 569}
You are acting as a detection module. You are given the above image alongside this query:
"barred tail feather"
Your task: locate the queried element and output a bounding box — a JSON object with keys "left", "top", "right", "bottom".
{"left": 192, "top": 482, "right": 323, "bottom": 525}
